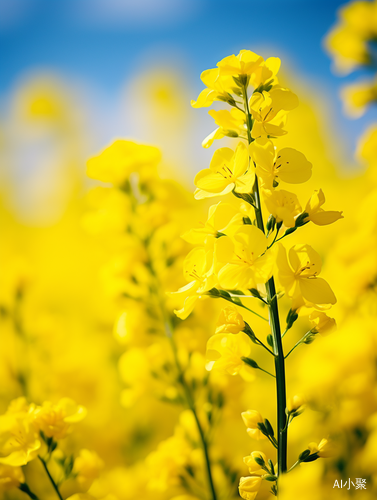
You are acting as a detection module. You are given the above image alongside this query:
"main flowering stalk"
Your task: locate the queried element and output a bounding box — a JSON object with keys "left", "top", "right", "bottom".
{"left": 242, "top": 84, "right": 288, "bottom": 475}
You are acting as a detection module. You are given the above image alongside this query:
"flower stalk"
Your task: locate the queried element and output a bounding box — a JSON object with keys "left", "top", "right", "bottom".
{"left": 242, "top": 84, "right": 288, "bottom": 477}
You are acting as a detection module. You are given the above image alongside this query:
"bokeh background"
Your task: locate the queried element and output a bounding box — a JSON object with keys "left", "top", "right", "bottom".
{"left": 2, "top": 1, "right": 377, "bottom": 500}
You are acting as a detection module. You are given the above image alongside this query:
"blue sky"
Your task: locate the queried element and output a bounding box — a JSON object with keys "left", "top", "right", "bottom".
{"left": 1, "top": 0, "right": 376, "bottom": 168}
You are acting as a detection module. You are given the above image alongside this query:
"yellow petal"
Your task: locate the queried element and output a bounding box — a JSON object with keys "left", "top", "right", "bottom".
{"left": 299, "top": 277, "right": 337, "bottom": 305}
{"left": 276, "top": 148, "right": 312, "bottom": 184}
{"left": 191, "top": 88, "right": 217, "bottom": 108}
{"left": 310, "top": 210, "right": 344, "bottom": 225}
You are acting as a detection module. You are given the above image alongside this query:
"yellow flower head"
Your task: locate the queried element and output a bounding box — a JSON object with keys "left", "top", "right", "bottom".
{"left": 0, "top": 412, "right": 40, "bottom": 467}
{"left": 241, "top": 410, "right": 266, "bottom": 440}
{"left": 307, "top": 438, "right": 333, "bottom": 458}
{"left": 172, "top": 247, "right": 217, "bottom": 320}
{"left": 33, "top": 398, "right": 87, "bottom": 440}
{"left": 341, "top": 78, "right": 377, "bottom": 117}
{"left": 87, "top": 140, "right": 161, "bottom": 186}
{"left": 182, "top": 201, "right": 242, "bottom": 245}
{"left": 217, "top": 50, "right": 264, "bottom": 77}
{"left": 249, "top": 137, "right": 312, "bottom": 188}
{"left": 287, "top": 394, "right": 306, "bottom": 413}
{"left": 217, "top": 225, "right": 273, "bottom": 291}
{"left": 243, "top": 451, "right": 268, "bottom": 475}
{"left": 263, "top": 189, "right": 302, "bottom": 228}
{"left": 202, "top": 108, "right": 246, "bottom": 148}
{"left": 191, "top": 68, "right": 235, "bottom": 108}
{"left": 194, "top": 142, "right": 254, "bottom": 199}
{"left": 277, "top": 244, "right": 337, "bottom": 307}
{"left": 73, "top": 449, "right": 104, "bottom": 492}
{"left": 304, "top": 189, "right": 343, "bottom": 226}
{"left": 215, "top": 305, "right": 245, "bottom": 334}
{"left": 206, "top": 332, "right": 254, "bottom": 380}
{"left": 309, "top": 311, "right": 336, "bottom": 335}
{"left": 238, "top": 475, "right": 262, "bottom": 500}
{"left": 249, "top": 87, "right": 299, "bottom": 139}
{"left": 0, "top": 464, "right": 25, "bottom": 492}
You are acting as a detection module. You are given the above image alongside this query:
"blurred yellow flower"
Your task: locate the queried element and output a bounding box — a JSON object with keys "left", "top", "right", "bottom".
{"left": 33, "top": 398, "right": 87, "bottom": 440}
{"left": 206, "top": 332, "right": 255, "bottom": 380}
{"left": 87, "top": 140, "right": 161, "bottom": 185}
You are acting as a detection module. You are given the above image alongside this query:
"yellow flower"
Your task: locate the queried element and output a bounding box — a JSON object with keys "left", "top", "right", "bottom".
{"left": 217, "top": 50, "right": 264, "bottom": 77}
{"left": 249, "top": 137, "right": 312, "bottom": 188}
{"left": 287, "top": 394, "right": 306, "bottom": 413}
{"left": 243, "top": 451, "right": 268, "bottom": 474}
{"left": 191, "top": 68, "right": 235, "bottom": 108}
{"left": 238, "top": 475, "right": 262, "bottom": 500}
{"left": 263, "top": 189, "right": 302, "bottom": 228}
{"left": 276, "top": 244, "right": 337, "bottom": 307}
{"left": 181, "top": 201, "right": 242, "bottom": 245}
{"left": 325, "top": 25, "right": 369, "bottom": 74}
{"left": 241, "top": 411, "right": 266, "bottom": 440}
{"left": 249, "top": 87, "right": 299, "bottom": 139}
{"left": 250, "top": 57, "right": 281, "bottom": 89}
{"left": 194, "top": 142, "right": 254, "bottom": 199}
{"left": 215, "top": 305, "right": 245, "bottom": 334}
{"left": 86, "top": 140, "right": 161, "bottom": 185}
{"left": 307, "top": 438, "right": 333, "bottom": 458}
{"left": 0, "top": 464, "right": 24, "bottom": 492}
{"left": 304, "top": 189, "right": 343, "bottom": 226}
{"left": 33, "top": 398, "right": 87, "bottom": 440}
{"left": 206, "top": 332, "right": 255, "bottom": 380}
{"left": 216, "top": 225, "right": 273, "bottom": 290}
{"left": 309, "top": 311, "right": 336, "bottom": 335}
{"left": 0, "top": 414, "right": 40, "bottom": 467}
{"left": 202, "top": 108, "right": 246, "bottom": 148}
{"left": 172, "top": 247, "right": 217, "bottom": 320}
{"left": 341, "top": 78, "right": 377, "bottom": 117}
{"left": 73, "top": 449, "right": 104, "bottom": 491}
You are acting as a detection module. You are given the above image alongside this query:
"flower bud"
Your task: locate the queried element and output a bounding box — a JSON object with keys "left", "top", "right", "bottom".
{"left": 309, "top": 311, "right": 336, "bottom": 336}
{"left": 287, "top": 394, "right": 305, "bottom": 413}
{"left": 215, "top": 306, "right": 245, "bottom": 334}
{"left": 308, "top": 438, "right": 333, "bottom": 458}
{"left": 239, "top": 476, "right": 262, "bottom": 500}
{"left": 241, "top": 410, "right": 265, "bottom": 440}
{"left": 243, "top": 451, "right": 268, "bottom": 474}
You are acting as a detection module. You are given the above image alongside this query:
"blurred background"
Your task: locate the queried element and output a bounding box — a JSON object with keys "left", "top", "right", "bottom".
{"left": 0, "top": 0, "right": 372, "bottom": 224}
{"left": 2, "top": 1, "right": 377, "bottom": 499}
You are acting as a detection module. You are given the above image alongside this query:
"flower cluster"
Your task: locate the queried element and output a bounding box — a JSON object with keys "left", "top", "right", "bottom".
{"left": 176, "top": 49, "right": 343, "bottom": 498}
{"left": 326, "top": 0, "right": 377, "bottom": 117}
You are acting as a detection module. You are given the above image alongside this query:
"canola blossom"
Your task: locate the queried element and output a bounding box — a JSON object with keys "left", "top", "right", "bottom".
{"left": 3, "top": 7, "right": 377, "bottom": 499}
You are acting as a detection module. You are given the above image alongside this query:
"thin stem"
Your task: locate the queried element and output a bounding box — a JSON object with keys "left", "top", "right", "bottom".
{"left": 257, "top": 366, "right": 276, "bottom": 378}
{"left": 236, "top": 301, "right": 269, "bottom": 322}
{"left": 128, "top": 191, "right": 218, "bottom": 500}
{"left": 284, "top": 330, "right": 312, "bottom": 359}
{"left": 38, "top": 456, "right": 63, "bottom": 500}
{"left": 267, "top": 225, "right": 281, "bottom": 250}
{"left": 19, "top": 483, "right": 40, "bottom": 500}
{"left": 242, "top": 84, "right": 288, "bottom": 477}
{"left": 255, "top": 337, "right": 275, "bottom": 356}
{"left": 167, "top": 323, "right": 217, "bottom": 500}
{"left": 287, "top": 459, "right": 301, "bottom": 473}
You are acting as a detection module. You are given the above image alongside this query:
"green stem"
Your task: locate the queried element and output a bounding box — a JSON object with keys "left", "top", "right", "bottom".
{"left": 242, "top": 84, "right": 288, "bottom": 477}
{"left": 284, "top": 330, "right": 312, "bottom": 358}
{"left": 128, "top": 189, "right": 218, "bottom": 500}
{"left": 19, "top": 483, "right": 40, "bottom": 500}
{"left": 166, "top": 320, "right": 217, "bottom": 500}
{"left": 38, "top": 456, "right": 63, "bottom": 500}
{"left": 255, "top": 337, "right": 275, "bottom": 356}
